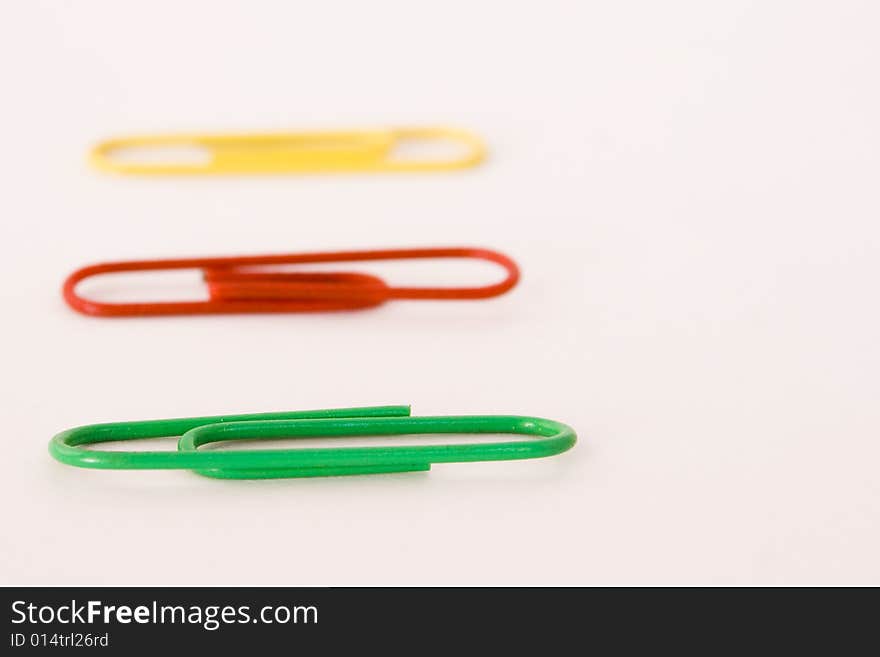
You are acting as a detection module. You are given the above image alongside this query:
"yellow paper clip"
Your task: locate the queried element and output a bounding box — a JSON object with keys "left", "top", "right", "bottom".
{"left": 90, "top": 127, "right": 485, "bottom": 175}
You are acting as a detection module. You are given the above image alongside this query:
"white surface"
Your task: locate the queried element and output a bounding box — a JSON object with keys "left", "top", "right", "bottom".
{"left": 1, "top": 1, "right": 878, "bottom": 586}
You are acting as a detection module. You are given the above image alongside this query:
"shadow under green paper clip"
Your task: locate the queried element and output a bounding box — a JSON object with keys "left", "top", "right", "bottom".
{"left": 49, "top": 406, "right": 577, "bottom": 480}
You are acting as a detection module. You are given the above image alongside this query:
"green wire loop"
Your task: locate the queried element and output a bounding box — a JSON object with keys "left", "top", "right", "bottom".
{"left": 49, "top": 406, "right": 576, "bottom": 480}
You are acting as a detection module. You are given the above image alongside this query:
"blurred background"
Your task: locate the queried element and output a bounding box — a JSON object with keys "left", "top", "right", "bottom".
{"left": 1, "top": 1, "right": 878, "bottom": 585}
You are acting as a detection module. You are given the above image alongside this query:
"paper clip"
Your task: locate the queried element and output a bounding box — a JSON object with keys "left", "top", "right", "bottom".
{"left": 90, "top": 127, "right": 485, "bottom": 175}
{"left": 63, "top": 247, "right": 519, "bottom": 317}
{"left": 49, "top": 406, "right": 577, "bottom": 479}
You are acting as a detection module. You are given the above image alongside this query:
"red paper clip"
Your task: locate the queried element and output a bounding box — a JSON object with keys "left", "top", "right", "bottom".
{"left": 63, "top": 247, "right": 520, "bottom": 317}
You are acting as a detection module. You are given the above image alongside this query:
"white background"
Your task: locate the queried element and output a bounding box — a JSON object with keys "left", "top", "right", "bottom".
{"left": 1, "top": 1, "right": 878, "bottom": 585}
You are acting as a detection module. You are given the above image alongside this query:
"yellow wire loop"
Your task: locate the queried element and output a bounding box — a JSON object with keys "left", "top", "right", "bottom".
{"left": 90, "top": 127, "right": 485, "bottom": 175}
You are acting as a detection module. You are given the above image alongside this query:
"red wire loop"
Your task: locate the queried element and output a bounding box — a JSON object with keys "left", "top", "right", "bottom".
{"left": 62, "top": 247, "right": 520, "bottom": 317}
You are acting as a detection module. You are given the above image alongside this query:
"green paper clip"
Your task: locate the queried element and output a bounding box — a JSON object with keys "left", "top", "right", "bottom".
{"left": 49, "top": 406, "right": 576, "bottom": 480}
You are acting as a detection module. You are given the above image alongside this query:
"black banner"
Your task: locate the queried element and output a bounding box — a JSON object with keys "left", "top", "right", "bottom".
{"left": 1, "top": 586, "right": 873, "bottom": 652}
